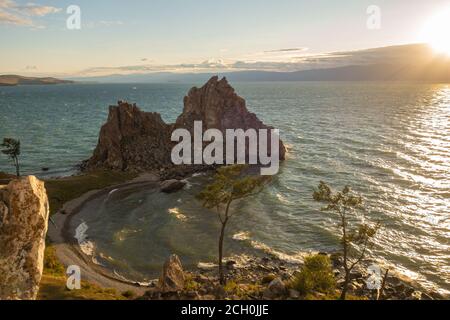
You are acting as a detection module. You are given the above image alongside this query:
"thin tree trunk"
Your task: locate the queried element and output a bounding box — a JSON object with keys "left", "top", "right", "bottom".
{"left": 218, "top": 221, "right": 227, "bottom": 285}
{"left": 340, "top": 273, "right": 349, "bottom": 300}
{"left": 218, "top": 200, "right": 232, "bottom": 285}
{"left": 378, "top": 269, "right": 389, "bottom": 300}
{"left": 340, "top": 211, "right": 348, "bottom": 300}
{"left": 14, "top": 157, "right": 20, "bottom": 177}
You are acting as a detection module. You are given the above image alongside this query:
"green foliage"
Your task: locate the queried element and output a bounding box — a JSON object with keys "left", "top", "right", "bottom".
{"left": 43, "top": 245, "right": 65, "bottom": 276}
{"left": 197, "top": 165, "right": 270, "bottom": 211}
{"left": 38, "top": 275, "right": 125, "bottom": 300}
{"left": 224, "top": 280, "right": 262, "bottom": 298}
{"left": 313, "top": 181, "right": 380, "bottom": 300}
{"left": 184, "top": 275, "right": 201, "bottom": 291}
{"left": 0, "top": 138, "right": 20, "bottom": 158}
{"left": 313, "top": 181, "right": 379, "bottom": 257}
{"left": 1, "top": 138, "right": 21, "bottom": 176}
{"left": 291, "top": 254, "right": 336, "bottom": 296}
{"left": 197, "top": 165, "right": 270, "bottom": 284}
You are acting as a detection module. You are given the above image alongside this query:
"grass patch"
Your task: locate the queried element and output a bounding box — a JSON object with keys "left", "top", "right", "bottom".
{"left": 44, "top": 170, "right": 137, "bottom": 215}
{"left": 38, "top": 274, "right": 126, "bottom": 300}
{"left": 224, "top": 280, "right": 262, "bottom": 298}
{"left": 43, "top": 245, "right": 65, "bottom": 276}
{"left": 290, "top": 254, "right": 336, "bottom": 296}
{"left": 303, "top": 291, "right": 367, "bottom": 300}
{"left": 39, "top": 244, "right": 128, "bottom": 300}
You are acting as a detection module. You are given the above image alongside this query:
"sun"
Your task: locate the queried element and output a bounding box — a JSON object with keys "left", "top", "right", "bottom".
{"left": 420, "top": 7, "right": 450, "bottom": 55}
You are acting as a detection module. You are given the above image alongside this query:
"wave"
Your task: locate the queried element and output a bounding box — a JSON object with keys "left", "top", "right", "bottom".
{"left": 232, "top": 231, "right": 306, "bottom": 264}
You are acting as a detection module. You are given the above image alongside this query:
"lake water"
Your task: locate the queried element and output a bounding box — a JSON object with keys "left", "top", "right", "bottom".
{"left": 0, "top": 82, "right": 449, "bottom": 295}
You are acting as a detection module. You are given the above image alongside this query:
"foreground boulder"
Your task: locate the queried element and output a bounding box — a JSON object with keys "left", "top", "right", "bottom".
{"left": 160, "top": 179, "right": 186, "bottom": 193}
{"left": 83, "top": 76, "right": 286, "bottom": 174}
{"left": 158, "top": 254, "right": 186, "bottom": 293}
{"left": 263, "top": 278, "right": 287, "bottom": 299}
{"left": 0, "top": 176, "right": 49, "bottom": 300}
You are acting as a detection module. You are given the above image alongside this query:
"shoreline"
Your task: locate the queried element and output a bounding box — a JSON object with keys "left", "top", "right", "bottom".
{"left": 47, "top": 172, "right": 161, "bottom": 294}
{"left": 45, "top": 171, "right": 446, "bottom": 300}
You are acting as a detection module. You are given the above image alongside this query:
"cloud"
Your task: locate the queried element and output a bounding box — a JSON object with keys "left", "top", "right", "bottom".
{"left": 0, "top": 0, "right": 61, "bottom": 26}
{"left": 17, "top": 4, "right": 61, "bottom": 16}
{"left": 0, "top": 0, "right": 14, "bottom": 8}
{"left": 0, "top": 9, "right": 32, "bottom": 25}
{"left": 264, "top": 48, "right": 308, "bottom": 53}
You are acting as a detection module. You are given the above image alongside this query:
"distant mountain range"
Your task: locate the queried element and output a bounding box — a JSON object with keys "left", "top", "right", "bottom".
{"left": 71, "top": 62, "right": 450, "bottom": 83}
{"left": 69, "top": 44, "right": 449, "bottom": 83}
{"left": 5, "top": 44, "right": 450, "bottom": 84}
{"left": 0, "top": 75, "right": 74, "bottom": 86}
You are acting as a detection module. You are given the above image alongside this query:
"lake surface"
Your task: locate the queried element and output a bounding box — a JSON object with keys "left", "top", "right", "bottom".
{"left": 0, "top": 82, "right": 449, "bottom": 295}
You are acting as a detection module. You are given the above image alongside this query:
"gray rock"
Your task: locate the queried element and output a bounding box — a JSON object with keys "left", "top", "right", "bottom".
{"left": 160, "top": 179, "right": 186, "bottom": 193}
{"left": 263, "top": 278, "right": 287, "bottom": 299}
{"left": 213, "top": 285, "right": 227, "bottom": 299}
{"left": 288, "top": 289, "right": 300, "bottom": 299}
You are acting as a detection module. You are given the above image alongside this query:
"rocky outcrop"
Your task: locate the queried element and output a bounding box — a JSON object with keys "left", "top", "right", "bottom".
{"left": 0, "top": 176, "right": 49, "bottom": 300}
{"left": 175, "top": 76, "right": 286, "bottom": 161}
{"left": 158, "top": 254, "right": 185, "bottom": 293}
{"left": 84, "top": 102, "right": 173, "bottom": 171}
{"left": 83, "top": 77, "right": 286, "bottom": 174}
{"left": 160, "top": 179, "right": 186, "bottom": 193}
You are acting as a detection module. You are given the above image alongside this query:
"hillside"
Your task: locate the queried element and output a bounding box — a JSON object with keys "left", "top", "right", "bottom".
{"left": 0, "top": 75, "right": 74, "bottom": 86}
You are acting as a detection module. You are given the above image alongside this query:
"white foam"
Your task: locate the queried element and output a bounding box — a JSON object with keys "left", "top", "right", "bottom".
{"left": 232, "top": 231, "right": 251, "bottom": 241}
{"left": 232, "top": 230, "right": 305, "bottom": 264}
{"left": 74, "top": 222, "right": 96, "bottom": 256}
{"left": 168, "top": 208, "right": 188, "bottom": 221}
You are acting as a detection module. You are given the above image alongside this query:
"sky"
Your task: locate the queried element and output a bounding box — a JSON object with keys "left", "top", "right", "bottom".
{"left": 0, "top": 0, "right": 449, "bottom": 77}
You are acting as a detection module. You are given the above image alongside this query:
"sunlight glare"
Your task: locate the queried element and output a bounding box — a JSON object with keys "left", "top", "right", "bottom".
{"left": 420, "top": 7, "right": 450, "bottom": 55}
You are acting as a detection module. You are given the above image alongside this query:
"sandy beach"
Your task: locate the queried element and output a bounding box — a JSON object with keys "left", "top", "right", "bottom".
{"left": 47, "top": 173, "right": 160, "bottom": 294}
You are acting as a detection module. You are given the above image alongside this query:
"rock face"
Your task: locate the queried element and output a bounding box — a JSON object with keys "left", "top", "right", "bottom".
{"left": 83, "top": 77, "right": 286, "bottom": 174}
{"left": 0, "top": 176, "right": 49, "bottom": 300}
{"left": 175, "top": 76, "right": 286, "bottom": 161}
{"left": 158, "top": 254, "right": 185, "bottom": 293}
{"left": 84, "top": 102, "right": 172, "bottom": 171}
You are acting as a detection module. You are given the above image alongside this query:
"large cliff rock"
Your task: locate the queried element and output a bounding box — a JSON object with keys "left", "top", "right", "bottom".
{"left": 85, "top": 102, "right": 173, "bottom": 171}
{"left": 0, "top": 176, "right": 49, "bottom": 300}
{"left": 83, "top": 76, "right": 286, "bottom": 173}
